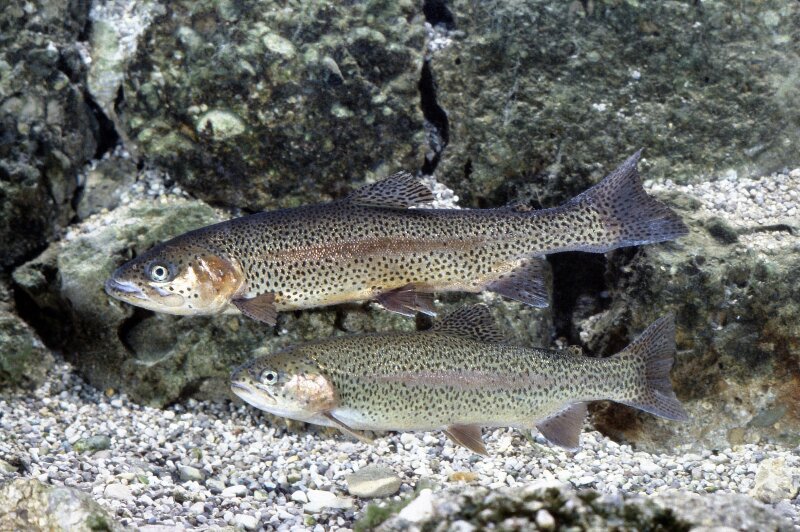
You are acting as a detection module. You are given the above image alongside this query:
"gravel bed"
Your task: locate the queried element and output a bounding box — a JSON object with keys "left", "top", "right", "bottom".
{"left": 1, "top": 360, "right": 798, "bottom": 530}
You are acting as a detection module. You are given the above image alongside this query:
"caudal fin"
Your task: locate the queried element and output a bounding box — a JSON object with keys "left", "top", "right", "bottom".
{"left": 568, "top": 150, "right": 688, "bottom": 252}
{"left": 614, "top": 314, "right": 688, "bottom": 421}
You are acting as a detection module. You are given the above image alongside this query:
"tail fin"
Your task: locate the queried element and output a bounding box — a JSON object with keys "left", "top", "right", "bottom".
{"left": 568, "top": 150, "right": 688, "bottom": 252}
{"left": 614, "top": 314, "right": 688, "bottom": 421}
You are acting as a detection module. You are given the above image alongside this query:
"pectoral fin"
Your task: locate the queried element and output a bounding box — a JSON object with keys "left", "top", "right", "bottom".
{"left": 444, "top": 424, "right": 488, "bottom": 456}
{"left": 535, "top": 402, "right": 587, "bottom": 451}
{"left": 322, "top": 412, "right": 375, "bottom": 444}
{"left": 232, "top": 292, "right": 277, "bottom": 325}
{"left": 486, "top": 257, "right": 549, "bottom": 308}
{"left": 376, "top": 284, "right": 436, "bottom": 317}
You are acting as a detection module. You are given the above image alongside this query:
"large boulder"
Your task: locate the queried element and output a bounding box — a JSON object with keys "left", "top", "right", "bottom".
{"left": 0, "top": 310, "right": 52, "bottom": 390}
{"left": 583, "top": 169, "right": 800, "bottom": 451}
{"left": 100, "top": 0, "right": 428, "bottom": 210}
{"left": 0, "top": 478, "right": 126, "bottom": 532}
{"left": 0, "top": 0, "right": 98, "bottom": 269}
{"left": 429, "top": 1, "right": 800, "bottom": 205}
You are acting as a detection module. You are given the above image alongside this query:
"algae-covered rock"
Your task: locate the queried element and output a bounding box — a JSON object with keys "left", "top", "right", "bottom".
{"left": 13, "top": 196, "right": 415, "bottom": 406}
{"left": 114, "top": 0, "right": 427, "bottom": 210}
{"left": 430, "top": 1, "right": 800, "bottom": 205}
{"left": 0, "top": 310, "right": 53, "bottom": 390}
{"left": 582, "top": 174, "right": 800, "bottom": 451}
{"left": 0, "top": 478, "right": 127, "bottom": 532}
{"left": 369, "top": 481, "right": 793, "bottom": 531}
{"left": 0, "top": 0, "right": 98, "bottom": 269}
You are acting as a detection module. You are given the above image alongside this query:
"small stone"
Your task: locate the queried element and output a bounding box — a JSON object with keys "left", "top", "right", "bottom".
{"left": 104, "top": 483, "right": 133, "bottom": 500}
{"left": 234, "top": 514, "right": 258, "bottom": 530}
{"left": 535, "top": 509, "right": 556, "bottom": 530}
{"left": 750, "top": 458, "right": 800, "bottom": 503}
{"left": 189, "top": 502, "right": 205, "bottom": 515}
{"left": 345, "top": 465, "right": 402, "bottom": 498}
{"left": 397, "top": 488, "right": 435, "bottom": 524}
{"left": 449, "top": 471, "right": 479, "bottom": 483}
{"left": 304, "top": 490, "right": 353, "bottom": 513}
{"left": 179, "top": 465, "right": 204, "bottom": 483}
{"left": 0, "top": 460, "right": 17, "bottom": 474}
{"left": 205, "top": 479, "right": 225, "bottom": 493}
{"left": 292, "top": 490, "right": 308, "bottom": 503}
{"left": 221, "top": 484, "right": 248, "bottom": 498}
{"left": 639, "top": 460, "right": 662, "bottom": 475}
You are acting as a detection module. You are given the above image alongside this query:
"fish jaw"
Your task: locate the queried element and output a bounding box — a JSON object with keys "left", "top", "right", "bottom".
{"left": 104, "top": 276, "right": 187, "bottom": 310}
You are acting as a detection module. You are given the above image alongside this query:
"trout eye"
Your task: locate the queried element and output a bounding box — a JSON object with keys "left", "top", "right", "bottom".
{"left": 260, "top": 370, "right": 278, "bottom": 385}
{"left": 148, "top": 262, "right": 173, "bottom": 283}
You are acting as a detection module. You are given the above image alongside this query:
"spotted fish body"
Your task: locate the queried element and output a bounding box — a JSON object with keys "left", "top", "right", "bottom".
{"left": 105, "top": 152, "right": 687, "bottom": 323}
{"left": 230, "top": 306, "right": 687, "bottom": 454}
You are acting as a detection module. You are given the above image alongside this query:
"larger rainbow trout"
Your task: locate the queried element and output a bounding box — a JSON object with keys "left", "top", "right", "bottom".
{"left": 105, "top": 152, "right": 687, "bottom": 324}
{"left": 230, "top": 306, "right": 687, "bottom": 454}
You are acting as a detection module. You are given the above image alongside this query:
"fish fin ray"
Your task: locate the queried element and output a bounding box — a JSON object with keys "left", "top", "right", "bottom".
{"left": 535, "top": 402, "right": 587, "bottom": 450}
{"left": 432, "top": 304, "right": 506, "bottom": 343}
{"left": 485, "top": 257, "right": 549, "bottom": 308}
{"left": 232, "top": 292, "right": 277, "bottom": 325}
{"left": 566, "top": 150, "right": 688, "bottom": 251}
{"left": 376, "top": 285, "right": 436, "bottom": 317}
{"left": 614, "top": 314, "right": 689, "bottom": 421}
{"left": 346, "top": 171, "right": 434, "bottom": 209}
{"left": 444, "top": 424, "right": 488, "bottom": 456}
{"left": 322, "top": 412, "right": 375, "bottom": 444}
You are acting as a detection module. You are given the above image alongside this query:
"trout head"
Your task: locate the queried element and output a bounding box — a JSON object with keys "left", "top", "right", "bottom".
{"left": 230, "top": 348, "right": 337, "bottom": 422}
{"left": 105, "top": 237, "right": 245, "bottom": 316}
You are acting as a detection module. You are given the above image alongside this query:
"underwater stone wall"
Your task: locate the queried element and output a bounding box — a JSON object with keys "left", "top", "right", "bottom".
{"left": 1, "top": 0, "right": 799, "bottom": 453}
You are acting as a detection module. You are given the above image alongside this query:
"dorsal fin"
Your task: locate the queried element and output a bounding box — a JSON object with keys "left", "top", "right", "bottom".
{"left": 346, "top": 171, "right": 434, "bottom": 208}
{"left": 431, "top": 305, "right": 506, "bottom": 343}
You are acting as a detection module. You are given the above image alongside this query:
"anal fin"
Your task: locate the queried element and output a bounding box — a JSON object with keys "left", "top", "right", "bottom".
{"left": 444, "top": 424, "right": 488, "bottom": 456}
{"left": 232, "top": 292, "right": 277, "bottom": 325}
{"left": 376, "top": 284, "right": 436, "bottom": 317}
{"left": 322, "top": 412, "right": 375, "bottom": 444}
{"left": 536, "top": 402, "right": 587, "bottom": 451}
{"left": 486, "top": 257, "right": 549, "bottom": 308}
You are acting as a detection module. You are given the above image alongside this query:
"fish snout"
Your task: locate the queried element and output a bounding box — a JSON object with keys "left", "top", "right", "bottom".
{"left": 104, "top": 277, "right": 147, "bottom": 300}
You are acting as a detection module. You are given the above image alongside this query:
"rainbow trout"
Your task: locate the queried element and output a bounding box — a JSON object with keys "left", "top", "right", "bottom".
{"left": 230, "top": 306, "right": 687, "bottom": 454}
{"left": 105, "top": 152, "right": 687, "bottom": 324}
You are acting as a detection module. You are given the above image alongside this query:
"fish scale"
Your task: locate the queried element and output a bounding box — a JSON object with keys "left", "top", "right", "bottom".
{"left": 105, "top": 151, "right": 687, "bottom": 323}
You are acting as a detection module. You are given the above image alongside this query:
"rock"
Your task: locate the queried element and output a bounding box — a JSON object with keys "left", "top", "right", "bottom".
{"left": 396, "top": 488, "right": 435, "bottom": 524}
{"left": 0, "top": 478, "right": 125, "bottom": 531}
{"left": 585, "top": 184, "right": 800, "bottom": 451}
{"left": 370, "top": 483, "right": 792, "bottom": 531}
{"left": 304, "top": 490, "right": 354, "bottom": 513}
{"left": 0, "top": 310, "right": 53, "bottom": 389}
{"left": 430, "top": 1, "right": 800, "bottom": 207}
{"left": 233, "top": 513, "right": 258, "bottom": 530}
{"left": 114, "top": 0, "right": 427, "bottom": 210}
{"left": 75, "top": 155, "right": 137, "bottom": 220}
{"left": 178, "top": 465, "right": 204, "bottom": 483}
{"left": 103, "top": 483, "right": 133, "bottom": 501}
{"left": 750, "top": 458, "right": 800, "bottom": 504}
{"left": 221, "top": 485, "right": 248, "bottom": 498}
{"left": 345, "top": 465, "right": 402, "bottom": 498}
{"left": 0, "top": 1, "right": 98, "bottom": 269}
{"left": 72, "top": 435, "right": 112, "bottom": 454}
{"left": 291, "top": 490, "right": 308, "bottom": 504}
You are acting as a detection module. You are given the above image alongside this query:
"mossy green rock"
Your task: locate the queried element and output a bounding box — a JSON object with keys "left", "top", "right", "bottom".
{"left": 432, "top": 1, "right": 800, "bottom": 205}
{"left": 584, "top": 198, "right": 800, "bottom": 451}
{"left": 0, "top": 310, "right": 53, "bottom": 390}
{"left": 0, "top": 478, "right": 127, "bottom": 532}
{"left": 0, "top": 0, "right": 97, "bottom": 269}
{"left": 120, "top": 0, "right": 427, "bottom": 210}
{"left": 12, "top": 197, "right": 415, "bottom": 406}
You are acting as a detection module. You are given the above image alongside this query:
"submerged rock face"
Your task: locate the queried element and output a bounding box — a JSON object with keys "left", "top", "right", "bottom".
{"left": 0, "top": 478, "right": 126, "bottom": 532}
{"left": 429, "top": 1, "right": 800, "bottom": 205}
{"left": 371, "top": 481, "right": 793, "bottom": 531}
{"left": 583, "top": 173, "right": 800, "bottom": 451}
{"left": 0, "top": 1, "right": 99, "bottom": 268}
{"left": 0, "top": 310, "right": 52, "bottom": 390}
{"left": 115, "top": 0, "right": 427, "bottom": 210}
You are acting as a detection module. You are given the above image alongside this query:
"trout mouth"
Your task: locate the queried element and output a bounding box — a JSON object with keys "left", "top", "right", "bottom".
{"left": 105, "top": 278, "right": 186, "bottom": 309}
{"left": 230, "top": 381, "right": 276, "bottom": 407}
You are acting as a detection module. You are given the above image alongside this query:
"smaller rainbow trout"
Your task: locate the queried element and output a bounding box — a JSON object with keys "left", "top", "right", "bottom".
{"left": 230, "top": 306, "right": 687, "bottom": 454}
{"left": 105, "top": 152, "right": 687, "bottom": 325}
